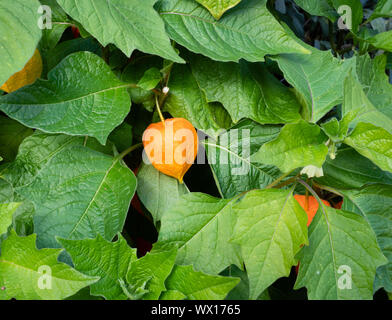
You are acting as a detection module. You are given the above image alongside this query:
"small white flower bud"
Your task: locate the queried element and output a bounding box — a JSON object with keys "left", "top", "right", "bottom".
{"left": 162, "top": 86, "right": 170, "bottom": 94}
{"left": 300, "top": 165, "right": 324, "bottom": 178}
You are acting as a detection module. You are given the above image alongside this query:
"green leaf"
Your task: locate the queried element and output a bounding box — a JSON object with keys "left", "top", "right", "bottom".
{"left": 321, "top": 118, "right": 345, "bottom": 142}
{"left": 58, "top": 234, "right": 137, "bottom": 300}
{"left": 17, "top": 145, "right": 137, "bottom": 249}
{"left": 12, "top": 201, "right": 35, "bottom": 237}
{"left": 126, "top": 247, "right": 177, "bottom": 300}
{"left": 252, "top": 120, "right": 329, "bottom": 173}
{"left": 295, "top": 206, "right": 387, "bottom": 299}
{"left": 195, "top": 0, "right": 242, "bottom": 19}
{"left": 160, "top": 289, "right": 186, "bottom": 300}
{"left": 0, "top": 116, "right": 33, "bottom": 162}
{"left": 342, "top": 74, "right": 392, "bottom": 136}
{"left": 136, "top": 163, "right": 189, "bottom": 224}
{"left": 0, "top": 203, "right": 20, "bottom": 236}
{"left": 0, "top": 0, "right": 42, "bottom": 87}
{"left": 0, "top": 179, "right": 14, "bottom": 203}
{"left": 120, "top": 278, "right": 150, "bottom": 300}
{"left": 231, "top": 188, "right": 308, "bottom": 299}
{"left": 221, "top": 265, "right": 270, "bottom": 300}
{"left": 204, "top": 120, "right": 282, "bottom": 198}
{"left": 293, "top": 0, "right": 337, "bottom": 21}
{"left": 342, "top": 185, "right": 392, "bottom": 292}
{"left": 137, "top": 68, "right": 162, "bottom": 91}
{"left": 165, "top": 265, "right": 240, "bottom": 300}
{"left": 366, "top": 30, "right": 392, "bottom": 52}
{"left": 121, "top": 56, "right": 163, "bottom": 111}
{"left": 316, "top": 146, "right": 392, "bottom": 189}
{"left": 108, "top": 122, "right": 133, "bottom": 154}
{"left": 355, "top": 54, "right": 392, "bottom": 120}
{"left": 2, "top": 132, "right": 115, "bottom": 190}
{"left": 189, "top": 55, "right": 302, "bottom": 124}
{"left": 0, "top": 52, "right": 131, "bottom": 145}
{"left": 344, "top": 122, "right": 392, "bottom": 173}
{"left": 370, "top": 0, "right": 392, "bottom": 19}
{"left": 274, "top": 49, "right": 355, "bottom": 122}
{"left": 56, "top": 0, "right": 184, "bottom": 63}
{"left": 158, "top": 0, "right": 309, "bottom": 63}
{"left": 165, "top": 64, "right": 232, "bottom": 133}
{"left": 45, "top": 37, "right": 102, "bottom": 72}
{"left": 158, "top": 192, "right": 242, "bottom": 275}
{"left": 0, "top": 230, "right": 98, "bottom": 300}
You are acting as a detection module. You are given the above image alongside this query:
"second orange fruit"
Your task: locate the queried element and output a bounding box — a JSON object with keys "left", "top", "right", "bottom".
{"left": 294, "top": 195, "right": 331, "bottom": 226}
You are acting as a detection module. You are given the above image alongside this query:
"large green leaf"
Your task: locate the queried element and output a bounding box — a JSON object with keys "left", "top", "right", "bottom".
{"left": 342, "top": 185, "right": 392, "bottom": 292}
{"left": 56, "top": 0, "right": 183, "bottom": 63}
{"left": 17, "top": 145, "right": 137, "bottom": 249}
{"left": 344, "top": 122, "right": 392, "bottom": 173}
{"left": 165, "top": 64, "right": 232, "bottom": 133}
{"left": 0, "top": 230, "right": 98, "bottom": 300}
{"left": 274, "top": 49, "right": 355, "bottom": 122}
{"left": 342, "top": 74, "right": 392, "bottom": 136}
{"left": 295, "top": 206, "right": 387, "bottom": 299}
{"left": 0, "top": 52, "right": 131, "bottom": 144}
{"left": 158, "top": 193, "right": 242, "bottom": 274}
{"left": 0, "top": 203, "right": 20, "bottom": 236}
{"left": 355, "top": 54, "right": 392, "bottom": 120}
{"left": 204, "top": 120, "right": 282, "bottom": 198}
{"left": 1, "top": 132, "right": 115, "bottom": 190}
{"left": 136, "top": 163, "right": 189, "bottom": 224}
{"left": 58, "top": 235, "right": 137, "bottom": 300}
{"left": 0, "top": 0, "right": 42, "bottom": 87}
{"left": 126, "top": 248, "right": 177, "bottom": 300}
{"left": 196, "top": 0, "right": 242, "bottom": 19}
{"left": 165, "top": 265, "right": 240, "bottom": 300}
{"left": 252, "top": 120, "right": 329, "bottom": 173}
{"left": 0, "top": 117, "right": 33, "bottom": 162}
{"left": 231, "top": 188, "right": 308, "bottom": 299}
{"left": 316, "top": 146, "right": 392, "bottom": 189}
{"left": 158, "top": 0, "right": 309, "bottom": 63}
{"left": 189, "top": 55, "right": 302, "bottom": 124}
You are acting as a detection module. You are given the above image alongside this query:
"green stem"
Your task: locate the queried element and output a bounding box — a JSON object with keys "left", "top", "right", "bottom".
{"left": 117, "top": 143, "right": 143, "bottom": 160}
{"left": 265, "top": 170, "right": 294, "bottom": 189}
{"left": 312, "top": 181, "right": 344, "bottom": 197}
{"left": 329, "top": 21, "right": 338, "bottom": 54}
{"left": 297, "top": 179, "right": 325, "bottom": 209}
{"left": 273, "top": 177, "right": 298, "bottom": 189}
{"left": 155, "top": 94, "right": 165, "bottom": 123}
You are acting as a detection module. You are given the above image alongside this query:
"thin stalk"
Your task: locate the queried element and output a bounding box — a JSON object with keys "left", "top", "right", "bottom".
{"left": 265, "top": 170, "right": 294, "bottom": 189}
{"left": 312, "top": 181, "right": 344, "bottom": 197}
{"left": 273, "top": 176, "right": 298, "bottom": 189}
{"left": 297, "top": 179, "right": 325, "bottom": 209}
{"left": 117, "top": 143, "right": 143, "bottom": 160}
{"left": 155, "top": 95, "right": 165, "bottom": 123}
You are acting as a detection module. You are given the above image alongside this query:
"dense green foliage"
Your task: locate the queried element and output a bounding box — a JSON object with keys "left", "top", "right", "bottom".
{"left": 0, "top": 0, "right": 391, "bottom": 300}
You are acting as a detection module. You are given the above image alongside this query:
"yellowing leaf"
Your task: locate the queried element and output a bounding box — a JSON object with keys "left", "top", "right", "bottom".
{"left": 1, "top": 49, "right": 42, "bottom": 93}
{"left": 195, "top": 0, "right": 242, "bottom": 19}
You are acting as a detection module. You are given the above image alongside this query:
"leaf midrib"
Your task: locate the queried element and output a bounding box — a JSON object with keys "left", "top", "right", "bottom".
{"left": 68, "top": 157, "right": 118, "bottom": 238}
